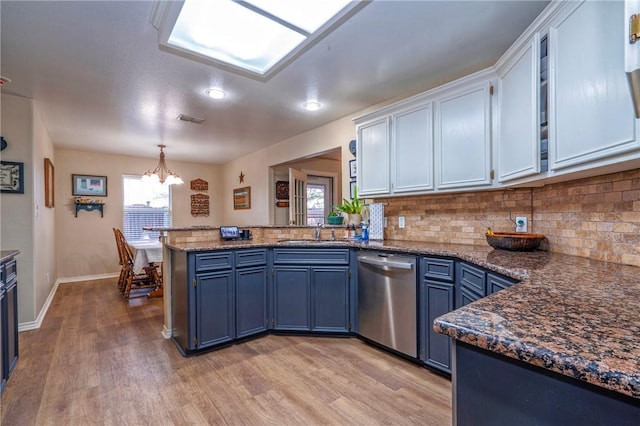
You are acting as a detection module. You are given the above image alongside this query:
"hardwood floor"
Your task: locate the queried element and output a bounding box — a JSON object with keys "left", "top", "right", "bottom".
{"left": 0, "top": 278, "right": 452, "bottom": 425}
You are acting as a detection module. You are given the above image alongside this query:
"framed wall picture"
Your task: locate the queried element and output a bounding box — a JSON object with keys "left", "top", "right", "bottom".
{"left": 349, "top": 159, "right": 357, "bottom": 179}
{"left": 72, "top": 174, "right": 107, "bottom": 197}
{"left": 350, "top": 181, "right": 356, "bottom": 200}
{"left": 0, "top": 161, "right": 25, "bottom": 194}
{"left": 44, "top": 158, "right": 55, "bottom": 207}
{"left": 233, "top": 186, "right": 251, "bottom": 210}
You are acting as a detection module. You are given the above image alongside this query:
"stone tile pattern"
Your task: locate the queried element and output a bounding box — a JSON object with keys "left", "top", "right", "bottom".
{"left": 378, "top": 168, "right": 640, "bottom": 267}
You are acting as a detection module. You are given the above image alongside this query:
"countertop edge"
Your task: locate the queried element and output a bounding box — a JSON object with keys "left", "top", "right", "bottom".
{"left": 0, "top": 250, "right": 20, "bottom": 264}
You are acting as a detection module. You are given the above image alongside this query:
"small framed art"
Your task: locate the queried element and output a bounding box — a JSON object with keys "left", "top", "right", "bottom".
{"left": 233, "top": 186, "right": 251, "bottom": 210}
{"left": 72, "top": 174, "right": 107, "bottom": 197}
{"left": 0, "top": 161, "right": 25, "bottom": 194}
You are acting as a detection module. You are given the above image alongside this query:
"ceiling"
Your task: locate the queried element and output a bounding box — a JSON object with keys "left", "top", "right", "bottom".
{"left": 0, "top": 1, "right": 549, "bottom": 164}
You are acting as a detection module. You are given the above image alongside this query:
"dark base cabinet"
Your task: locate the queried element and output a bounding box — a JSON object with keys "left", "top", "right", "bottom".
{"left": 1, "top": 253, "right": 19, "bottom": 395}
{"left": 311, "top": 267, "right": 349, "bottom": 333}
{"left": 455, "top": 341, "right": 640, "bottom": 425}
{"left": 420, "top": 257, "right": 518, "bottom": 374}
{"left": 196, "top": 270, "right": 235, "bottom": 348}
{"left": 420, "top": 257, "right": 455, "bottom": 374}
{"left": 236, "top": 266, "right": 268, "bottom": 339}
{"left": 273, "top": 266, "right": 310, "bottom": 331}
{"left": 171, "top": 249, "right": 268, "bottom": 355}
{"left": 273, "top": 249, "right": 352, "bottom": 334}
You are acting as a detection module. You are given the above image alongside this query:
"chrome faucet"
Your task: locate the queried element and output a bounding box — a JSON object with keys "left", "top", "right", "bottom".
{"left": 315, "top": 223, "right": 323, "bottom": 240}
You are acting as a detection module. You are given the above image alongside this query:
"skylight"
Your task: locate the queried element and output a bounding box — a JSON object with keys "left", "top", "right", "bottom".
{"left": 154, "top": 0, "right": 361, "bottom": 79}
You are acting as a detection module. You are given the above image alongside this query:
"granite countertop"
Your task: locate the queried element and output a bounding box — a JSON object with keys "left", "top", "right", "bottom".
{"left": 165, "top": 237, "right": 640, "bottom": 399}
{"left": 0, "top": 250, "right": 20, "bottom": 264}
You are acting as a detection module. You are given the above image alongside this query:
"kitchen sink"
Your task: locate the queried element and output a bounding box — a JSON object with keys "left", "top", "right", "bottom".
{"left": 278, "top": 239, "right": 349, "bottom": 245}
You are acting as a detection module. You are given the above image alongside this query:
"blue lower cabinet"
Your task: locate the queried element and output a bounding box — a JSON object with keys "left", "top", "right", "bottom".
{"left": 196, "top": 270, "right": 236, "bottom": 348}
{"left": 311, "top": 267, "right": 350, "bottom": 333}
{"left": 488, "top": 272, "right": 517, "bottom": 294}
{"left": 0, "top": 287, "right": 5, "bottom": 394}
{"left": 273, "top": 266, "right": 311, "bottom": 331}
{"left": 422, "top": 280, "right": 454, "bottom": 373}
{"left": 236, "top": 266, "right": 268, "bottom": 338}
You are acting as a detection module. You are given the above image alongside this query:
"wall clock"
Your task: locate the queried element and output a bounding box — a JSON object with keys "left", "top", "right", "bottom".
{"left": 0, "top": 136, "right": 7, "bottom": 151}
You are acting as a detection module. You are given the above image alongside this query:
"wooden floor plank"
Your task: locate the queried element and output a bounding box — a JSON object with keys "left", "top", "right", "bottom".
{"left": 0, "top": 278, "right": 452, "bottom": 425}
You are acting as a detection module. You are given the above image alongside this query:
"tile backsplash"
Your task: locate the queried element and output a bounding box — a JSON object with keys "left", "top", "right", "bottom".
{"left": 379, "top": 168, "right": 640, "bottom": 267}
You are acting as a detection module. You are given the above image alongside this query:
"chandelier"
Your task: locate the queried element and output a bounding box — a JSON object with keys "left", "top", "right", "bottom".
{"left": 142, "top": 144, "right": 184, "bottom": 185}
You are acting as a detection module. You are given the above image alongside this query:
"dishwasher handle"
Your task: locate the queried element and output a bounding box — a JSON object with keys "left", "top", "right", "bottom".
{"left": 358, "top": 256, "right": 414, "bottom": 270}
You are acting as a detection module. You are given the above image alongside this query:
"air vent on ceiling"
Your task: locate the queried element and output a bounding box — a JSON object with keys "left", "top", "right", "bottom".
{"left": 177, "top": 114, "right": 205, "bottom": 124}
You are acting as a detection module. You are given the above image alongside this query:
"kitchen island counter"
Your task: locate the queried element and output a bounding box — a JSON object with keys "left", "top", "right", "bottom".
{"left": 165, "top": 236, "right": 640, "bottom": 400}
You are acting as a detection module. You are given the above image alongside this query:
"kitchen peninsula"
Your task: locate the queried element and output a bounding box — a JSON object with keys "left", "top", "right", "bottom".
{"left": 154, "top": 225, "right": 640, "bottom": 423}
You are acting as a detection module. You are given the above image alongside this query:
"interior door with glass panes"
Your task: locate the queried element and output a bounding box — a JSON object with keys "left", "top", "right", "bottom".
{"left": 288, "top": 168, "right": 307, "bottom": 225}
{"left": 306, "top": 175, "right": 333, "bottom": 226}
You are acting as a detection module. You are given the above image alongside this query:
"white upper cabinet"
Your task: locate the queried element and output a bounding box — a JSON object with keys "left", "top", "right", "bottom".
{"left": 549, "top": 0, "right": 639, "bottom": 170}
{"left": 357, "top": 117, "right": 390, "bottom": 197}
{"left": 391, "top": 103, "right": 434, "bottom": 193}
{"left": 436, "top": 81, "right": 493, "bottom": 190}
{"left": 355, "top": 69, "right": 494, "bottom": 197}
{"left": 496, "top": 35, "right": 541, "bottom": 182}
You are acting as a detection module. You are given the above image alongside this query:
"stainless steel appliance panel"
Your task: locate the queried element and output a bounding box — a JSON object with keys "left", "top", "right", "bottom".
{"left": 357, "top": 253, "right": 417, "bottom": 357}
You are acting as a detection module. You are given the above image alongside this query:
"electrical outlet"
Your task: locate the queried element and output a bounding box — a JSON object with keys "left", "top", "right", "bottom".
{"left": 515, "top": 216, "right": 528, "bottom": 233}
{"left": 399, "top": 216, "right": 405, "bottom": 229}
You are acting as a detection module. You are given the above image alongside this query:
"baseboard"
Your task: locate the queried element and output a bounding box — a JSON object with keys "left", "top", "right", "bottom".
{"left": 18, "top": 272, "right": 120, "bottom": 332}
{"left": 18, "top": 277, "right": 61, "bottom": 332}
{"left": 58, "top": 272, "right": 119, "bottom": 284}
{"left": 162, "top": 325, "right": 172, "bottom": 339}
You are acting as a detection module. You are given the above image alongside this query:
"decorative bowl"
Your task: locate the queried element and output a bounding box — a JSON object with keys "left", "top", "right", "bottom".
{"left": 485, "top": 232, "right": 545, "bottom": 251}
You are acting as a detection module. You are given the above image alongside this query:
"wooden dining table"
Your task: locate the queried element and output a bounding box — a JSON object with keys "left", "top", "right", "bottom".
{"left": 128, "top": 239, "right": 163, "bottom": 297}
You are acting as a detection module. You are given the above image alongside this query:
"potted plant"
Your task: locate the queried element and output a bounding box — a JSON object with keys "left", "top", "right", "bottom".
{"left": 335, "top": 186, "right": 363, "bottom": 225}
{"left": 327, "top": 206, "right": 344, "bottom": 225}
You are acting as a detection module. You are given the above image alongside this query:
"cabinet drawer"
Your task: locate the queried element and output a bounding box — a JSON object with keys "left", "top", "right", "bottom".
{"left": 194, "top": 252, "right": 233, "bottom": 272}
{"left": 4, "top": 259, "right": 16, "bottom": 284}
{"left": 273, "top": 249, "right": 349, "bottom": 265}
{"left": 458, "top": 262, "right": 486, "bottom": 295}
{"left": 422, "top": 257, "right": 455, "bottom": 282}
{"left": 235, "top": 249, "right": 267, "bottom": 268}
{"left": 488, "top": 273, "right": 518, "bottom": 295}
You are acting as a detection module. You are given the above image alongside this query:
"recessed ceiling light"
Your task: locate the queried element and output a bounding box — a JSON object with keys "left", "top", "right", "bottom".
{"left": 205, "top": 88, "right": 226, "bottom": 99}
{"left": 302, "top": 101, "right": 322, "bottom": 111}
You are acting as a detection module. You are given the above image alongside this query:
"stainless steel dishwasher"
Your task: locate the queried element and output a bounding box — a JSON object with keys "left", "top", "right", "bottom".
{"left": 357, "top": 252, "right": 417, "bottom": 358}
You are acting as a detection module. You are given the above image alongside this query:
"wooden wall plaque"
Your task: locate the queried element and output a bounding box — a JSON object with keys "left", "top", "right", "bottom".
{"left": 190, "top": 178, "right": 208, "bottom": 191}
{"left": 191, "top": 193, "right": 210, "bottom": 216}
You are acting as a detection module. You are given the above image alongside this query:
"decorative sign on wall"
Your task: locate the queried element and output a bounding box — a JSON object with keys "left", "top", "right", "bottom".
{"left": 275, "top": 180, "right": 289, "bottom": 208}
{"left": 190, "top": 178, "right": 208, "bottom": 191}
{"left": 191, "top": 193, "right": 210, "bottom": 216}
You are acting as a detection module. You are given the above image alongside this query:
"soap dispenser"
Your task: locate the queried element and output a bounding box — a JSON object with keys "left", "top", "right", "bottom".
{"left": 361, "top": 221, "right": 369, "bottom": 242}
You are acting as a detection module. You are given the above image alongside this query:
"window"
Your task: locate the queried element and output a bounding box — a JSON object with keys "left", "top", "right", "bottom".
{"left": 306, "top": 175, "right": 333, "bottom": 226}
{"left": 122, "top": 175, "right": 171, "bottom": 241}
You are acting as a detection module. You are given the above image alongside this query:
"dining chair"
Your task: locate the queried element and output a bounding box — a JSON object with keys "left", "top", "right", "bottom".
{"left": 113, "top": 228, "right": 158, "bottom": 299}
{"left": 112, "top": 228, "right": 128, "bottom": 291}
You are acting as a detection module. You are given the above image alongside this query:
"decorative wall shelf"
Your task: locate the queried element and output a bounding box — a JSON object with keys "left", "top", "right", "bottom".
{"left": 75, "top": 203, "right": 104, "bottom": 218}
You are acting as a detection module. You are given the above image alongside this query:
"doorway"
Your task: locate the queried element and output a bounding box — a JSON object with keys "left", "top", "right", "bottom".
{"left": 270, "top": 148, "right": 342, "bottom": 225}
{"left": 306, "top": 175, "right": 334, "bottom": 226}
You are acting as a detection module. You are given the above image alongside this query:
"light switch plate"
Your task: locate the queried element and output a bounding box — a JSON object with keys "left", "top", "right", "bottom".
{"left": 399, "top": 216, "right": 405, "bottom": 229}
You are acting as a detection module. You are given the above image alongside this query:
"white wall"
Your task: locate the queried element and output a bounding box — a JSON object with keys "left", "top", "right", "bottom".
{"left": 55, "top": 149, "right": 223, "bottom": 279}
{"left": 220, "top": 117, "right": 357, "bottom": 225}
{"left": 32, "top": 102, "right": 56, "bottom": 317}
{"left": 1, "top": 94, "right": 35, "bottom": 323}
